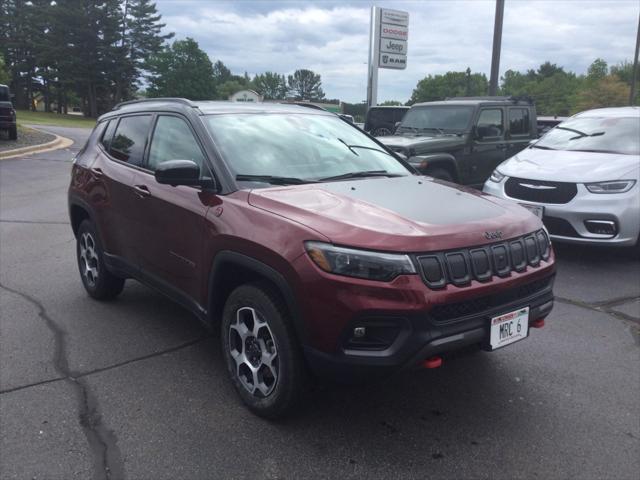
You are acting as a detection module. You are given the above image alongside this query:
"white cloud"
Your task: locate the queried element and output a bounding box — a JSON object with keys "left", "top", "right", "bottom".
{"left": 157, "top": 0, "right": 640, "bottom": 103}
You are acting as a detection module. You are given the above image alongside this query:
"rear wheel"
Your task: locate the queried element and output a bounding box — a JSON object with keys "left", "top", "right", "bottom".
{"left": 76, "top": 220, "right": 125, "bottom": 300}
{"left": 221, "top": 282, "right": 304, "bottom": 418}
{"left": 427, "top": 167, "right": 454, "bottom": 182}
{"left": 9, "top": 126, "right": 17, "bottom": 140}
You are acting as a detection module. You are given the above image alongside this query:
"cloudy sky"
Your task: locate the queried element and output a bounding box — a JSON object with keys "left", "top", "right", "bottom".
{"left": 156, "top": 0, "right": 639, "bottom": 103}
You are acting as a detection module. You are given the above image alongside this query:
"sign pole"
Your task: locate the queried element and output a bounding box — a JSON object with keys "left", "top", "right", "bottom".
{"left": 367, "top": 6, "right": 380, "bottom": 110}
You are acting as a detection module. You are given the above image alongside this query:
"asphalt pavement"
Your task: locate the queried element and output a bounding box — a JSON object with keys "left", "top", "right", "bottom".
{"left": 1, "top": 126, "right": 638, "bottom": 480}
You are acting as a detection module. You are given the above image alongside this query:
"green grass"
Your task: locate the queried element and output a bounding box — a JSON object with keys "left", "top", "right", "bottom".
{"left": 16, "top": 110, "right": 96, "bottom": 128}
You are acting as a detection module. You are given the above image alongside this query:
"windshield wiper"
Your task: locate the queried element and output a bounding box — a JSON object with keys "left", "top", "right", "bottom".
{"left": 235, "top": 174, "right": 316, "bottom": 185}
{"left": 337, "top": 138, "right": 391, "bottom": 156}
{"left": 531, "top": 145, "right": 556, "bottom": 150}
{"left": 319, "top": 170, "right": 404, "bottom": 182}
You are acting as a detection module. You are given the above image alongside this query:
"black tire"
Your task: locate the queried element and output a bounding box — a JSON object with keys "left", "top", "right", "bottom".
{"left": 221, "top": 282, "right": 304, "bottom": 419}
{"left": 427, "top": 167, "right": 454, "bottom": 182}
{"left": 76, "top": 220, "right": 125, "bottom": 300}
{"left": 372, "top": 127, "right": 392, "bottom": 137}
{"left": 9, "top": 125, "right": 17, "bottom": 140}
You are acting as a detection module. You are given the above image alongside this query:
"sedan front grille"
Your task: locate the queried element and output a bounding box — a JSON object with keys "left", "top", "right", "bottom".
{"left": 415, "top": 229, "right": 550, "bottom": 289}
{"left": 505, "top": 177, "right": 577, "bottom": 204}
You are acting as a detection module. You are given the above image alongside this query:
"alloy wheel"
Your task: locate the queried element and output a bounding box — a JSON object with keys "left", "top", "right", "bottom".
{"left": 79, "top": 232, "right": 99, "bottom": 287}
{"left": 228, "top": 307, "right": 279, "bottom": 397}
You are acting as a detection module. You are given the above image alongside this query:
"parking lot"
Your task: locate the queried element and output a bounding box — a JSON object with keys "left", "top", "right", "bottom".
{"left": 0, "top": 126, "right": 638, "bottom": 479}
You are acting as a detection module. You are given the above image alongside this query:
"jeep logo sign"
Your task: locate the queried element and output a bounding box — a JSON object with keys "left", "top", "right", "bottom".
{"left": 380, "top": 38, "right": 407, "bottom": 55}
{"left": 377, "top": 8, "right": 409, "bottom": 70}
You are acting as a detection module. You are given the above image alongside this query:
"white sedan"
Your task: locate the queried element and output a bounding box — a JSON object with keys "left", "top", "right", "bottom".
{"left": 483, "top": 107, "right": 639, "bottom": 247}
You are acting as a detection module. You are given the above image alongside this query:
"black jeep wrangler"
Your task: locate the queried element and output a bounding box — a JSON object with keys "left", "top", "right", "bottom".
{"left": 0, "top": 84, "right": 17, "bottom": 140}
{"left": 378, "top": 97, "right": 537, "bottom": 188}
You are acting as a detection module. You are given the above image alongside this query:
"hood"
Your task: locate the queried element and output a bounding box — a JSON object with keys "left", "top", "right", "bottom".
{"left": 248, "top": 176, "right": 541, "bottom": 252}
{"left": 378, "top": 134, "right": 466, "bottom": 155}
{"left": 498, "top": 147, "right": 640, "bottom": 183}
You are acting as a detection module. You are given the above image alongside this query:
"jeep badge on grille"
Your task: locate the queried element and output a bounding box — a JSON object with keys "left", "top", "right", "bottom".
{"left": 485, "top": 231, "right": 503, "bottom": 240}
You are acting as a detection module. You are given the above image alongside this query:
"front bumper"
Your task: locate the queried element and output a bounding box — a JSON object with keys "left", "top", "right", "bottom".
{"left": 483, "top": 179, "right": 640, "bottom": 247}
{"left": 294, "top": 249, "right": 555, "bottom": 382}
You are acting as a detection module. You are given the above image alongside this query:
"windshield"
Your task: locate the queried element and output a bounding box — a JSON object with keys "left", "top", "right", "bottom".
{"left": 399, "top": 105, "right": 474, "bottom": 133}
{"left": 535, "top": 116, "right": 640, "bottom": 155}
{"left": 204, "top": 113, "right": 410, "bottom": 183}
{"left": 0, "top": 86, "right": 9, "bottom": 102}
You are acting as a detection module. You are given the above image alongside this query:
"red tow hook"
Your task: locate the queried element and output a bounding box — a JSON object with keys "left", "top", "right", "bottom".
{"left": 423, "top": 356, "right": 443, "bottom": 369}
{"left": 531, "top": 318, "right": 545, "bottom": 329}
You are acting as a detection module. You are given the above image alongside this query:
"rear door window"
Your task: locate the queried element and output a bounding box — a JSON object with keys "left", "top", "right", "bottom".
{"left": 101, "top": 119, "right": 117, "bottom": 151}
{"left": 509, "top": 108, "right": 530, "bottom": 136}
{"left": 109, "top": 115, "right": 152, "bottom": 166}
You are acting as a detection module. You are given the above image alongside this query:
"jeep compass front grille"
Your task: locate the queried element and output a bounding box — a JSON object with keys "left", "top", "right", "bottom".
{"left": 415, "top": 229, "right": 550, "bottom": 289}
{"left": 428, "top": 275, "right": 554, "bottom": 323}
{"left": 505, "top": 177, "right": 577, "bottom": 204}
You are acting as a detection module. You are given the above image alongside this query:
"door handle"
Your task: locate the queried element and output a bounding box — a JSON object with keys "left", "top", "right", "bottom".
{"left": 133, "top": 184, "right": 151, "bottom": 198}
{"left": 90, "top": 167, "right": 103, "bottom": 177}
{"left": 496, "top": 144, "right": 508, "bottom": 150}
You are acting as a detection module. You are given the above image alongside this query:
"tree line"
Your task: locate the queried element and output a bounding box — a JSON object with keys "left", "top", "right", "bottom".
{"left": 0, "top": 1, "right": 327, "bottom": 117}
{"left": 144, "top": 37, "right": 326, "bottom": 103}
{"left": 1, "top": 1, "right": 636, "bottom": 118}
{"left": 409, "top": 60, "right": 638, "bottom": 115}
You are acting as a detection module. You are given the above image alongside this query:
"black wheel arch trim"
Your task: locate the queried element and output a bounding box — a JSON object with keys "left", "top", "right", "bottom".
{"left": 409, "top": 153, "right": 459, "bottom": 178}
{"left": 208, "top": 250, "right": 307, "bottom": 344}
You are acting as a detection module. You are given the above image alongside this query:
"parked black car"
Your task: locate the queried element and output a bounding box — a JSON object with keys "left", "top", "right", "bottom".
{"left": 364, "top": 105, "right": 410, "bottom": 136}
{"left": 378, "top": 97, "right": 538, "bottom": 188}
{"left": 0, "top": 84, "right": 17, "bottom": 140}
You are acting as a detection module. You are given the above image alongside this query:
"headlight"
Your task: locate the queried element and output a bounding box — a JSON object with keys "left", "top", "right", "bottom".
{"left": 585, "top": 180, "right": 636, "bottom": 194}
{"left": 489, "top": 170, "right": 505, "bottom": 182}
{"left": 305, "top": 241, "right": 416, "bottom": 281}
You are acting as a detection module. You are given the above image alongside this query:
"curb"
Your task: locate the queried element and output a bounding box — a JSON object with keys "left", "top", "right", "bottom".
{"left": 0, "top": 127, "right": 75, "bottom": 160}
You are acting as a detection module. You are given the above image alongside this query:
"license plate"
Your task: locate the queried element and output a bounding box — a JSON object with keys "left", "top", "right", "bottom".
{"left": 490, "top": 307, "right": 529, "bottom": 350}
{"left": 519, "top": 203, "right": 544, "bottom": 219}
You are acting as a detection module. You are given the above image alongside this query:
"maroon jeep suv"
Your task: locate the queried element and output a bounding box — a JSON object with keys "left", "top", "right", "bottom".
{"left": 68, "top": 99, "right": 555, "bottom": 418}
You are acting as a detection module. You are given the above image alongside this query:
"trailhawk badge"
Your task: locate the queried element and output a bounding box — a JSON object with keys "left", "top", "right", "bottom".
{"left": 484, "top": 230, "right": 503, "bottom": 240}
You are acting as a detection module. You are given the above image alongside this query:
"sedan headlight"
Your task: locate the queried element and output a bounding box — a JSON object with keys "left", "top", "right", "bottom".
{"left": 305, "top": 241, "right": 416, "bottom": 281}
{"left": 489, "top": 170, "right": 505, "bottom": 182}
{"left": 585, "top": 180, "right": 636, "bottom": 194}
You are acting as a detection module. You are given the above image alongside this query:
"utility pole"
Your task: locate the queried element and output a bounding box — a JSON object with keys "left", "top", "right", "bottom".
{"left": 366, "top": 6, "right": 380, "bottom": 109}
{"left": 630, "top": 12, "right": 640, "bottom": 105}
{"left": 489, "top": 0, "right": 505, "bottom": 96}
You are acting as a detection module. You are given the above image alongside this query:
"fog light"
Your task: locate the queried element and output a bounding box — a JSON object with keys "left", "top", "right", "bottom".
{"left": 353, "top": 327, "right": 366, "bottom": 338}
{"left": 584, "top": 220, "right": 617, "bottom": 237}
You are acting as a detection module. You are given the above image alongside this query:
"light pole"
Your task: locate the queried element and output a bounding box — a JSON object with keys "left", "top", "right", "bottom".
{"left": 489, "top": 0, "right": 505, "bottom": 96}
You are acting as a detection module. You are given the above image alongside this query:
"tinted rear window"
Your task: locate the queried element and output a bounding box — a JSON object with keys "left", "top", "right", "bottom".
{"left": 0, "top": 86, "right": 9, "bottom": 102}
{"left": 109, "top": 115, "right": 152, "bottom": 166}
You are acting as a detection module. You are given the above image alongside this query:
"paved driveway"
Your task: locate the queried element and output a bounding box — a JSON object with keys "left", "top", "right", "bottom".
{"left": 1, "top": 125, "right": 638, "bottom": 479}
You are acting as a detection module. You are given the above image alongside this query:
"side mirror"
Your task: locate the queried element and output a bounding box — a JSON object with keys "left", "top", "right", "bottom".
{"left": 473, "top": 125, "right": 482, "bottom": 140}
{"left": 155, "top": 160, "right": 201, "bottom": 187}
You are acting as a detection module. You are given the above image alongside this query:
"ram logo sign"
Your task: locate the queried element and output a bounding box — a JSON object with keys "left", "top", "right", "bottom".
{"left": 378, "top": 8, "right": 409, "bottom": 70}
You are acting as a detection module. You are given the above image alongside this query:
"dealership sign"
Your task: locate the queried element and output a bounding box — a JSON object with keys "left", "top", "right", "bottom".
{"left": 367, "top": 6, "right": 410, "bottom": 107}
{"left": 378, "top": 8, "right": 409, "bottom": 70}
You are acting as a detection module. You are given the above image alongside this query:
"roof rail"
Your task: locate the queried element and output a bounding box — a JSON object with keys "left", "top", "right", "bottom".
{"left": 113, "top": 97, "right": 198, "bottom": 110}
{"left": 444, "top": 95, "right": 534, "bottom": 104}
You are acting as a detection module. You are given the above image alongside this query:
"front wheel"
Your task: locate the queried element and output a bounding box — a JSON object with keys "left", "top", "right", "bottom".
{"left": 76, "top": 220, "right": 125, "bottom": 300}
{"left": 221, "top": 282, "right": 304, "bottom": 418}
